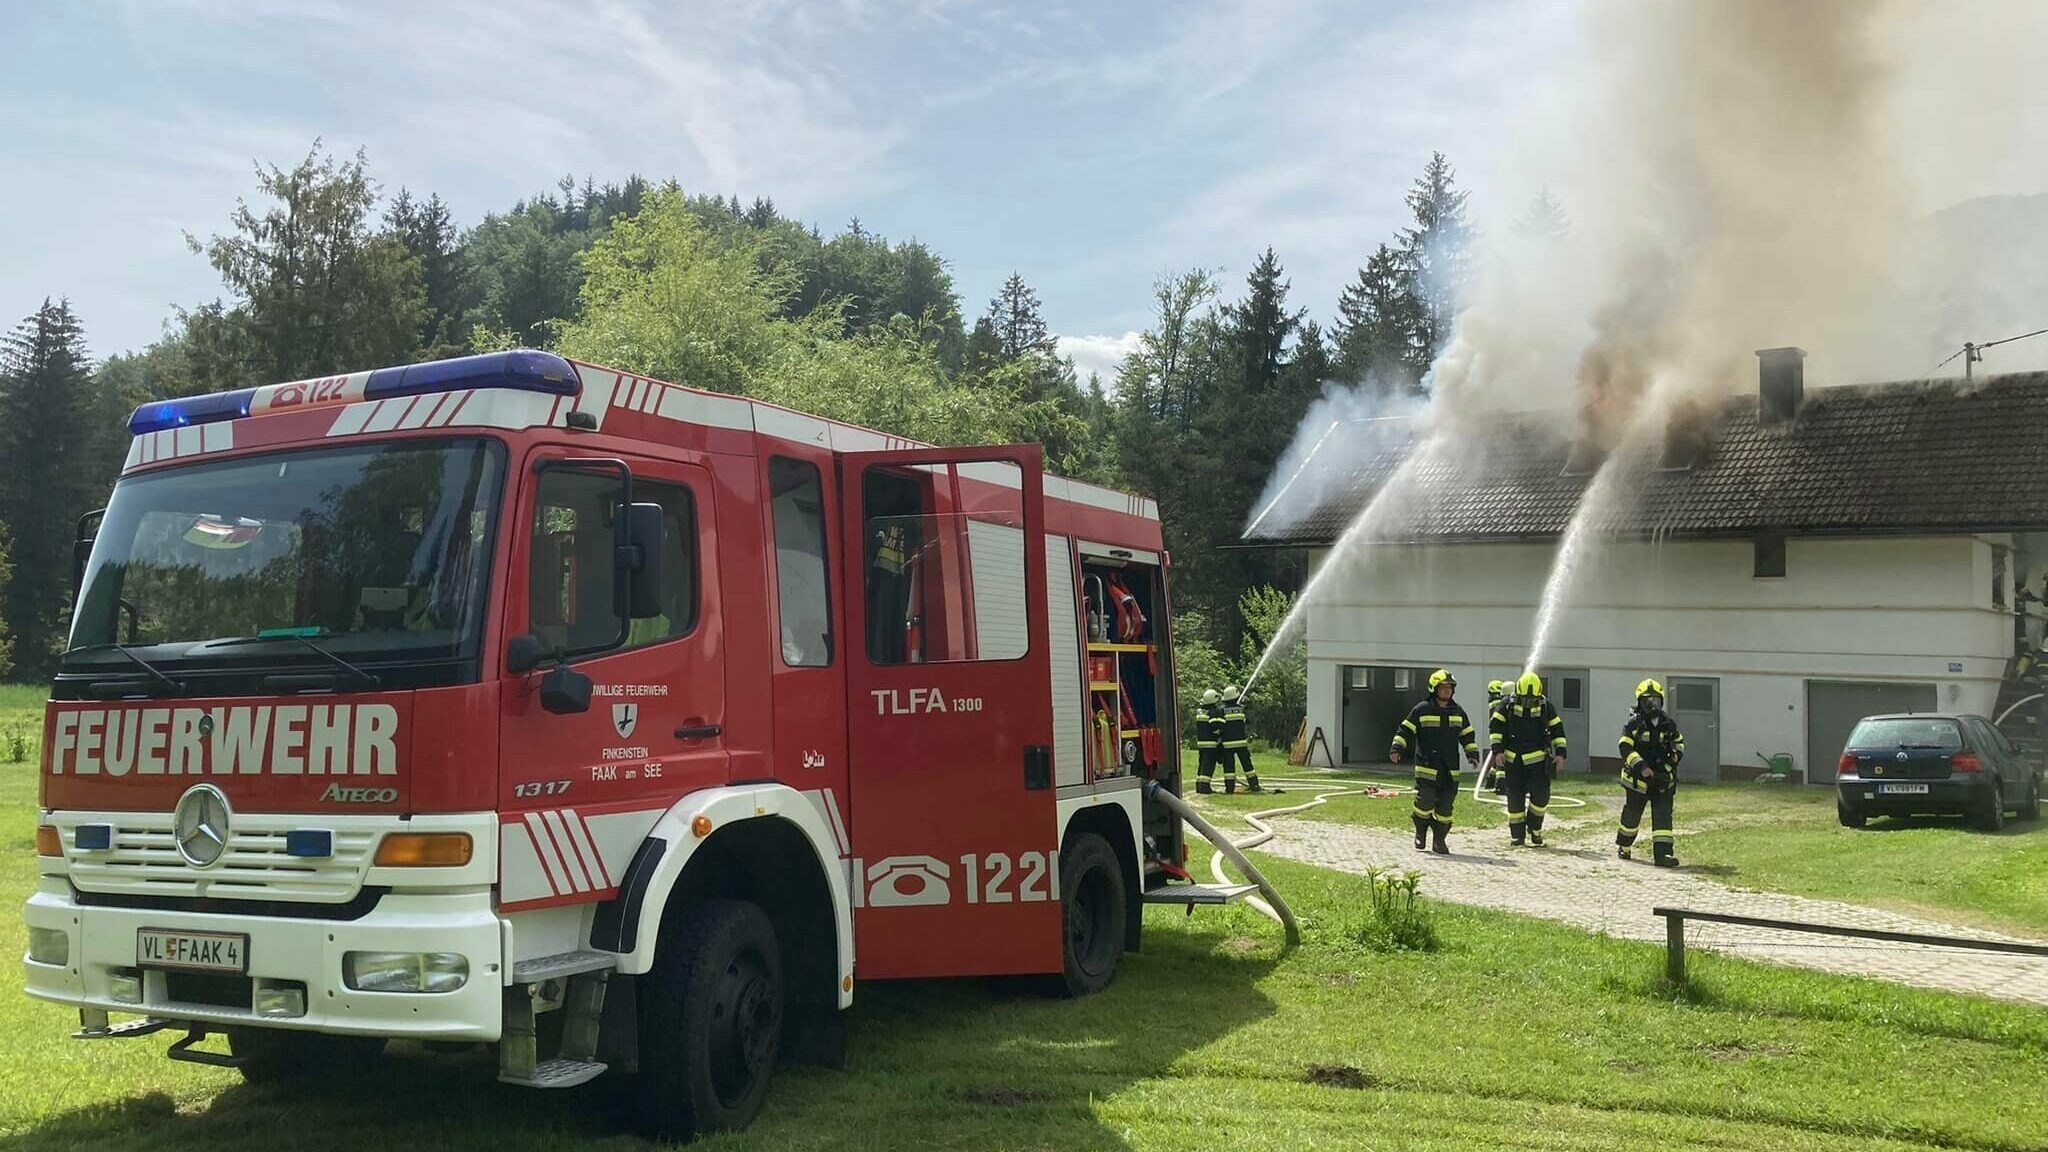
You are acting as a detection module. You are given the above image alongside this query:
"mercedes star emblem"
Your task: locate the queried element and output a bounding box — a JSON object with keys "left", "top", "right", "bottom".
{"left": 173, "top": 784, "right": 231, "bottom": 867}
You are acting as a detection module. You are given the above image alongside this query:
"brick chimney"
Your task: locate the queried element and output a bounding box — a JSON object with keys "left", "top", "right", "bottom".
{"left": 1757, "top": 346, "right": 1806, "bottom": 428}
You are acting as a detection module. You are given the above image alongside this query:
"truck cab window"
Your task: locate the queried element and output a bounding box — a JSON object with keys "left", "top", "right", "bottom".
{"left": 769, "top": 457, "right": 832, "bottom": 667}
{"left": 861, "top": 462, "right": 1027, "bottom": 665}
{"left": 529, "top": 470, "right": 698, "bottom": 654}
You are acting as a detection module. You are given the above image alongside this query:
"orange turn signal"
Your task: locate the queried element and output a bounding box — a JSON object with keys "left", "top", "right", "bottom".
{"left": 690, "top": 815, "right": 714, "bottom": 839}
{"left": 374, "top": 832, "right": 473, "bottom": 867}
{"left": 35, "top": 825, "right": 62, "bottom": 858}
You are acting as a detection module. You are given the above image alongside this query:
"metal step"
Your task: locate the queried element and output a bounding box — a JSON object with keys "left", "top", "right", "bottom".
{"left": 499, "top": 1056, "right": 608, "bottom": 1089}
{"left": 73, "top": 1015, "right": 172, "bottom": 1040}
{"left": 1143, "top": 882, "right": 1258, "bottom": 907}
{"left": 512, "top": 950, "right": 618, "bottom": 984}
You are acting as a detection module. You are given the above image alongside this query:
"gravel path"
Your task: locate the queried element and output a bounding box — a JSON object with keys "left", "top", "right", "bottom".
{"left": 1256, "top": 811, "right": 2048, "bottom": 1007}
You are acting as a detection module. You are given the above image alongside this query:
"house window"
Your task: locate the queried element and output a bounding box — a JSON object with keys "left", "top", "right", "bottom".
{"left": 1993, "top": 544, "right": 2010, "bottom": 609}
{"left": 1348, "top": 667, "right": 1370, "bottom": 689}
{"left": 1753, "top": 536, "right": 1786, "bottom": 579}
{"left": 1393, "top": 668, "right": 1411, "bottom": 690}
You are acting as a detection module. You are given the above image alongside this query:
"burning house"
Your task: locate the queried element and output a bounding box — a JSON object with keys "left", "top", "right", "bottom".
{"left": 1242, "top": 352, "right": 2048, "bottom": 783}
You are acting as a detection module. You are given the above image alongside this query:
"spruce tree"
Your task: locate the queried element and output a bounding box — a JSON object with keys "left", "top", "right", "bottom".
{"left": 1396, "top": 151, "right": 1472, "bottom": 376}
{"left": 0, "top": 299, "right": 93, "bottom": 675}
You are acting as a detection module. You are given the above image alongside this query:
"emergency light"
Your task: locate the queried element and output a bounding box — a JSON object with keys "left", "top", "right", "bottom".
{"left": 127, "top": 349, "right": 582, "bottom": 436}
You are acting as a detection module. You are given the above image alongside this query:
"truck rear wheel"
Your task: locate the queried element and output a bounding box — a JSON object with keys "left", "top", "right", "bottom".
{"left": 636, "top": 899, "right": 784, "bottom": 1140}
{"left": 227, "top": 1028, "right": 384, "bottom": 1083}
{"left": 1053, "top": 833, "right": 1127, "bottom": 998}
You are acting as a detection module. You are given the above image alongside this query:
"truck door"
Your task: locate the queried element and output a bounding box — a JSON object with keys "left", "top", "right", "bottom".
{"left": 498, "top": 452, "right": 727, "bottom": 908}
{"left": 839, "top": 447, "right": 1059, "bottom": 978}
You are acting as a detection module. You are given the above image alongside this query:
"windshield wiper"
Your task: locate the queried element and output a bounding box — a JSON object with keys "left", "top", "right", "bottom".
{"left": 65, "top": 643, "right": 186, "bottom": 697}
{"left": 197, "top": 633, "right": 381, "bottom": 691}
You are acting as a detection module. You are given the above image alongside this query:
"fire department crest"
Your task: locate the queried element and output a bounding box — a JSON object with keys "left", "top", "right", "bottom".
{"left": 612, "top": 703, "right": 639, "bottom": 739}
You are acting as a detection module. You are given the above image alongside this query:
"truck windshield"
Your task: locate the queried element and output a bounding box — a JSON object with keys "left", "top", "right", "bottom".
{"left": 67, "top": 439, "right": 503, "bottom": 672}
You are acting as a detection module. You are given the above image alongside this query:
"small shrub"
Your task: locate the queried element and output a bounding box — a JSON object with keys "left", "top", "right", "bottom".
{"left": 5, "top": 725, "right": 29, "bottom": 764}
{"left": 1345, "top": 867, "right": 1439, "bottom": 953}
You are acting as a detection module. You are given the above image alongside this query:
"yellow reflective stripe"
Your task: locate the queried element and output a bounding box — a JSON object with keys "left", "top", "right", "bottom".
{"left": 1399, "top": 719, "right": 1418, "bottom": 733}
{"left": 1390, "top": 735, "right": 1410, "bottom": 748}
{"left": 1417, "top": 715, "right": 1444, "bottom": 727}
{"left": 1551, "top": 739, "right": 1568, "bottom": 749}
{"left": 1448, "top": 713, "right": 1467, "bottom": 726}
{"left": 1619, "top": 735, "right": 1636, "bottom": 748}
{"left": 1529, "top": 804, "right": 1547, "bottom": 814}
{"left": 1413, "top": 806, "right": 1435, "bottom": 819}
{"left": 1458, "top": 726, "right": 1476, "bottom": 739}
{"left": 1617, "top": 820, "right": 1639, "bottom": 833}
{"left": 1436, "top": 817, "right": 1454, "bottom": 828}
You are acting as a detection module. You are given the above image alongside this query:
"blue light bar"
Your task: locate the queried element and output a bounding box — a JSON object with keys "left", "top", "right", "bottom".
{"left": 129, "top": 389, "right": 257, "bottom": 436}
{"left": 74, "top": 824, "right": 113, "bottom": 851}
{"left": 361, "top": 349, "right": 580, "bottom": 402}
{"left": 126, "top": 349, "right": 581, "bottom": 437}
{"left": 284, "top": 829, "right": 334, "bottom": 858}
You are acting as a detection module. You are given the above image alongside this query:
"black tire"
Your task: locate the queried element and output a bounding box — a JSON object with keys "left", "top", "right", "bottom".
{"left": 227, "top": 1028, "right": 384, "bottom": 1083}
{"left": 2019, "top": 777, "right": 2042, "bottom": 822}
{"left": 1053, "top": 833, "right": 1127, "bottom": 998}
{"left": 1837, "top": 799, "right": 1866, "bottom": 829}
{"left": 636, "top": 899, "right": 784, "bottom": 1141}
{"left": 1975, "top": 783, "right": 2007, "bottom": 832}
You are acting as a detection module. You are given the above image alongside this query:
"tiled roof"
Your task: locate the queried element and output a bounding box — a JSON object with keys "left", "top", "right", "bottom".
{"left": 1244, "top": 371, "right": 2048, "bottom": 545}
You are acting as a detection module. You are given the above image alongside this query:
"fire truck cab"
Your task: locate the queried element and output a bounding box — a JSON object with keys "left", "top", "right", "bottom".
{"left": 23, "top": 349, "right": 1205, "bottom": 1137}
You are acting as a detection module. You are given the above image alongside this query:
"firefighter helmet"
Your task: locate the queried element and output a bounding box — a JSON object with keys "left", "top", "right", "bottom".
{"left": 1222, "top": 684, "right": 1241, "bottom": 702}
{"left": 1516, "top": 671, "right": 1543, "bottom": 698}
{"left": 1635, "top": 678, "right": 1665, "bottom": 711}
{"left": 1487, "top": 679, "right": 1506, "bottom": 701}
{"left": 1200, "top": 688, "right": 1220, "bottom": 705}
{"left": 1427, "top": 668, "right": 1456, "bottom": 693}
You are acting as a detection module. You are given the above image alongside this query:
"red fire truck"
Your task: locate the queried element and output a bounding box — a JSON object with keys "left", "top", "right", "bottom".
{"left": 23, "top": 349, "right": 1225, "bottom": 1137}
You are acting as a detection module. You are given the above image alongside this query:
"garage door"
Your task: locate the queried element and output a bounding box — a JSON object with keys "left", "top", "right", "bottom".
{"left": 1806, "top": 681, "right": 1938, "bottom": 783}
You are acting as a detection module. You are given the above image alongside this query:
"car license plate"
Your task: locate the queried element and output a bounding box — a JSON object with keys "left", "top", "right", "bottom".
{"left": 137, "top": 929, "right": 247, "bottom": 973}
{"left": 1879, "top": 783, "right": 1930, "bottom": 795}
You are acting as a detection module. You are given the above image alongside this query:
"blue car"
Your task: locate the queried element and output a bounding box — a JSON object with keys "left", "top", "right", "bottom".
{"left": 1835, "top": 713, "right": 2043, "bottom": 831}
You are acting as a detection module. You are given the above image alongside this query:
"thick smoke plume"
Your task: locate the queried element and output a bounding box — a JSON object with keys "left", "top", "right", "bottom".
{"left": 1438, "top": 0, "right": 1915, "bottom": 437}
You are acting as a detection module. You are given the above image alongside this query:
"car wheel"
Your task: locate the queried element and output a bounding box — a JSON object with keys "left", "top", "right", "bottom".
{"left": 2019, "top": 777, "right": 2042, "bottom": 822}
{"left": 1051, "top": 833, "right": 1127, "bottom": 998}
{"left": 228, "top": 1028, "right": 384, "bottom": 1083}
{"left": 1836, "top": 799, "right": 1866, "bottom": 829}
{"left": 1975, "top": 783, "right": 2007, "bottom": 832}
{"left": 636, "top": 899, "right": 784, "bottom": 1141}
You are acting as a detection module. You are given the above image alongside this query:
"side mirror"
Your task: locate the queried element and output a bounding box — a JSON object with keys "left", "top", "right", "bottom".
{"left": 72, "top": 508, "right": 105, "bottom": 593}
{"left": 506, "top": 633, "right": 545, "bottom": 674}
{"left": 539, "top": 665, "right": 593, "bottom": 715}
{"left": 619, "top": 501, "right": 666, "bottom": 620}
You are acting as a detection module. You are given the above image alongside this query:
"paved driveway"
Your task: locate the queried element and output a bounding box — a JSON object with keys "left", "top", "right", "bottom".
{"left": 1253, "top": 807, "right": 2048, "bottom": 1007}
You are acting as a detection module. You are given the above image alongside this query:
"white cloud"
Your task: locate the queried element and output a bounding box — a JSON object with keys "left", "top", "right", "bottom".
{"left": 1057, "top": 331, "right": 1144, "bottom": 384}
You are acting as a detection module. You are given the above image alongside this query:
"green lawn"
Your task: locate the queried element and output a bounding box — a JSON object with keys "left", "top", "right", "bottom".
{"left": 1193, "top": 751, "right": 2048, "bottom": 938}
{"left": 6, "top": 739, "right": 2048, "bottom": 1150}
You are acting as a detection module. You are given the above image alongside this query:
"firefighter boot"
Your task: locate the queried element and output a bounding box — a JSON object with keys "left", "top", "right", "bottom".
{"left": 1617, "top": 844, "right": 1632, "bottom": 861}
{"left": 1196, "top": 778, "right": 1213, "bottom": 795}
{"left": 1223, "top": 777, "right": 1237, "bottom": 795}
{"left": 1653, "top": 841, "right": 1679, "bottom": 868}
{"left": 1245, "top": 773, "right": 1262, "bottom": 794}
{"left": 1412, "top": 813, "right": 1430, "bottom": 852}
{"left": 1431, "top": 821, "right": 1450, "bottom": 855}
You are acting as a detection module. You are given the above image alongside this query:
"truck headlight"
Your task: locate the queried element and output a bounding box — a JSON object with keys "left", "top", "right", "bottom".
{"left": 342, "top": 951, "right": 468, "bottom": 993}
{"left": 26, "top": 927, "right": 69, "bottom": 966}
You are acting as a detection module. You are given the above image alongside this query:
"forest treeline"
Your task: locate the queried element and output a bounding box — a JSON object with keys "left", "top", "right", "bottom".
{"left": 0, "top": 143, "right": 1501, "bottom": 740}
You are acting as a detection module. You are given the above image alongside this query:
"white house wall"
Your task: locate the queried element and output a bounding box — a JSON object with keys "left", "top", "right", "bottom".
{"left": 1304, "top": 535, "right": 2013, "bottom": 775}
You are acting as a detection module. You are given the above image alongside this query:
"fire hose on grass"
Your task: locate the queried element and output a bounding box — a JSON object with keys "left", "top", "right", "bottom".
{"left": 1153, "top": 767, "right": 1592, "bottom": 950}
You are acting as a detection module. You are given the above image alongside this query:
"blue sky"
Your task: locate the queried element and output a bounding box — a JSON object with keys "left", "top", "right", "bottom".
{"left": 4, "top": 0, "right": 2045, "bottom": 383}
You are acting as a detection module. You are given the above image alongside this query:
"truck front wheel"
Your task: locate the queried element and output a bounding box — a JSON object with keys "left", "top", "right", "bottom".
{"left": 1054, "top": 833, "right": 1127, "bottom": 998}
{"left": 636, "top": 899, "right": 784, "bottom": 1140}
{"left": 227, "top": 1028, "right": 384, "bottom": 1083}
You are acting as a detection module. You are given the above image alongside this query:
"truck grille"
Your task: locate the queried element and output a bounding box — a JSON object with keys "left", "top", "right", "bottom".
{"left": 64, "top": 817, "right": 377, "bottom": 903}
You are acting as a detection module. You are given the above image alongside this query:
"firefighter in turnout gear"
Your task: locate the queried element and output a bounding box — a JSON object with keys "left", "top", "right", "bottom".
{"left": 1219, "top": 685, "right": 1260, "bottom": 793}
{"left": 1484, "top": 679, "right": 1508, "bottom": 793}
{"left": 1389, "top": 669, "right": 1480, "bottom": 854}
{"left": 1193, "top": 688, "right": 1224, "bottom": 794}
{"left": 1618, "top": 679, "right": 1685, "bottom": 867}
{"left": 1491, "top": 672, "right": 1567, "bottom": 846}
